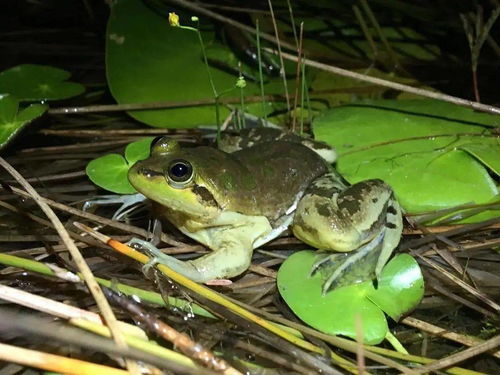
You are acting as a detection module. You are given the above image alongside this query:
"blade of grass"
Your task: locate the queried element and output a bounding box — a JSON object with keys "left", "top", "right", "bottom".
{"left": 0, "top": 342, "right": 129, "bottom": 375}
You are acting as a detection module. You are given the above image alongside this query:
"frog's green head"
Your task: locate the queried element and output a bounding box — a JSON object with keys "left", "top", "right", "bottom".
{"left": 128, "top": 137, "right": 252, "bottom": 222}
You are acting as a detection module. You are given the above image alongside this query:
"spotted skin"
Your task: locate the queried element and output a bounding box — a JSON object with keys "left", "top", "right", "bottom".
{"left": 128, "top": 128, "right": 403, "bottom": 293}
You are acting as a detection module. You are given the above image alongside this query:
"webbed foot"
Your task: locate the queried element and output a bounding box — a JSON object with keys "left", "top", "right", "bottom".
{"left": 310, "top": 231, "right": 385, "bottom": 295}
{"left": 126, "top": 237, "right": 175, "bottom": 276}
{"left": 83, "top": 193, "right": 147, "bottom": 220}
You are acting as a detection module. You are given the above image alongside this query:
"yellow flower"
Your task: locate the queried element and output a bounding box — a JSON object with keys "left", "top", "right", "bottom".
{"left": 168, "top": 12, "right": 180, "bottom": 27}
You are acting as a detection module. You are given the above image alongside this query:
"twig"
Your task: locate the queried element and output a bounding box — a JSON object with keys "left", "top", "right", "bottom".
{"left": 103, "top": 288, "right": 243, "bottom": 375}
{"left": 0, "top": 343, "right": 129, "bottom": 375}
{"left": 267, "top": 49, "right": 500, "bottom": 116}
{"left": 0, "top": 157, "right": 140, "bottom": 374}
{"left": 267, "top": 0, "right": 291, "bottom": 113}
{"left": 5, "top": 185, "right": 188, "bottom": 247}
{"left": 461, "top": 6, "right": 500, "bottom": 102}
{"left": 359, "top": 0, "right": 399, "bottom": 69}
{"left": 416, "top": 254, "right": 500, "bottom": 312}
{"left": 402, "top": 316, "right": 500, "bottom": 359}
{"left": 47, "top": 95, "right": 290, "bottom": 115}
{"left": 412, "top": 335, "right": 500, "bottom": 374}
{"left": 353, "top": 5, "right": 378, "bottom": 60}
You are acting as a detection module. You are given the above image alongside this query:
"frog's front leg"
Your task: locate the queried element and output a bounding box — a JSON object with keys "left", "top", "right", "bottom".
{"left": 130, "top": 234, "right": 253, "bottom": 283}
{"left": 135, "top": 213, "right": 272, "bottom": 283}
{"left": 292, "top": 176, "right": 403, "bottom": 293}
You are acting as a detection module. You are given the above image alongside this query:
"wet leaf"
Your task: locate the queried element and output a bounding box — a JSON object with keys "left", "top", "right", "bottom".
{"left": 0, "top": 94, "right": 47, "bottom": 150}
{"left": 367, "top": 254, "right": 424, "bottom": 321}
{"left": 86, "top": 137, "right": 153, "bottom": 194}
{"left": 277, "top": 251, "right": 423, "bottom": 344}
{"left": 106, "top": 0, "right": 284, "bottom": 128}
{"left": 0, "top": 64, "right": 84, "bottom": 101}
{"left": 313, "top": 99, "right": 500, "bottom": 223}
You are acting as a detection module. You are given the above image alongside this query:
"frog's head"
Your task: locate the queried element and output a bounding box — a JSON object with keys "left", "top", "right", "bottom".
{"left": 128, "top": 137, "right": 250, "bottom": 223}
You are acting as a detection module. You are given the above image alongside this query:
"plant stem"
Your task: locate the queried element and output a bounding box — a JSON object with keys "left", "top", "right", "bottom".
{"left": 291, "top": 22, "right": 304, "bottom": 132}
{"left": 385, "top": 331, "right": 408, "bottom": 354}
{"left": 193, "top": 23, "right": 221, "bottom": 141}
{"left": 267, "top": 0, "right": 291, "bottom": 115}
{"left": 270, "top": 49, "right": 500, "bottom": 116}
{"left": 256, "top": 19, "right": 267, "bottom": 126}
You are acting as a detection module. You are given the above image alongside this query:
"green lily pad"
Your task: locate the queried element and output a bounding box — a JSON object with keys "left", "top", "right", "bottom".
{"left": 313, "top": 99, "right": 500, "bottom": 223}
{"left": 277, "top": 251, "right": 424, "bottom": 344}
{"left": 459, "top": 142, "right": 500, "bottom": 176}
{"left": 0, "top": 94, "right": 47, "bottom": 150}
{"left": 86, "top": 137, "right": 153, "bottom": 194}
{"left": 0, "top": 64, "right": 85, "bottom": 101}
{"left": 367, "top": 254, "right": 425, "bottom": 321}
{"left": 106, "top": 0, "right": 286, "bottom": 128}
{"left": 125, "top": 137, "right": 154, "bottom": 164}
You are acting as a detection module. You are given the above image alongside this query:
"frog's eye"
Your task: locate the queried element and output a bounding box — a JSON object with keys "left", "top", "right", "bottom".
{"left": 166, "top": 159, "right": 193, "bottom": 186}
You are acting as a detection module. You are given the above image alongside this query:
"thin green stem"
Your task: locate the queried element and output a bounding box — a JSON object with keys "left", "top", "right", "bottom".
{"left": 300, "top": 60, "right": 306, "bottom": 134}
{"left": 385, "top": 331, "right": 408, "bottom": 354}
{"left": 239, "top": 85, "right": 246, "bottom": 129}
{"left": 256, "top": 19, "right": 267, "bottom": 126}
{"left": 182, "top": 21, "right": 221, "bottom": 141}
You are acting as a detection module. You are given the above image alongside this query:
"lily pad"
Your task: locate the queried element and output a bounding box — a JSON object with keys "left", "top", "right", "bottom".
{"left": 0, "top": 64, "right": 85, "bottom": 101}
{"left": 86, "top": 137, "right": 153, "bottom": 194}
{"left": 0, "top": 94, "right": 47, "bottom": 150}
{"left": 106, "top": 0, "right": 286, "bottom": 128}
{"left": 367, "top": 254, "right": 425, "bottom": 321}
{"left": 277, "top": 251, "right": 423, "bottom": 344}
{"left": 459, "top": 142, "right": 500, "bottom": 176}
{"left": 313, "top": 99, "right": 500, "bottom": 222}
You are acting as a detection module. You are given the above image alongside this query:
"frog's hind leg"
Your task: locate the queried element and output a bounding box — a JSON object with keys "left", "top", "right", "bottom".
{"left": 292, "top": 177, "right": 402, "bottom": 293}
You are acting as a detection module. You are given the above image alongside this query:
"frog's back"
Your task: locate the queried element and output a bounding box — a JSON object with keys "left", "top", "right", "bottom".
{"left": 232, "top": 141, "right": 329, "bottom": 220}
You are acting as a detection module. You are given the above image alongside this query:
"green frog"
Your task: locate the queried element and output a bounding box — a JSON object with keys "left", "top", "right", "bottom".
{"left": 128, "top": 128, "right": 402, "bottom": 293}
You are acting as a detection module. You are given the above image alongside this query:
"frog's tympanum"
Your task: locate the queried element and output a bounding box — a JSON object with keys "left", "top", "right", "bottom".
{"left": 128, "top": 128, "right": 402, "bottom": 293}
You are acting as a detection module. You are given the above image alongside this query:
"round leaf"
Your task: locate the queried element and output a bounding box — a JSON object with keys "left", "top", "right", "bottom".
{"left": 0, "top": 94, "right": 47, "bottom": 150}
{"left": 0, "top": 64, "right": 85, "bottom": 101}
{"left": 86, "top": 154, "right": 136, "bottom": 194}
{"left": 459, "top": 142, "right": 500, "bottom": 176}
{"left": 277, "top": 250, "right": 388, "bottom": 344}
{"left": 313, "top": 99, "right": 500, "bottom": 222}
{"left": 106, "top": 0, "right": 282, "bottom": 128}
{"left": 125, "top": 137, "right": 154, "bottom": 164}
{"left": 367, "top": 254, "right": 424, "bottom": 321}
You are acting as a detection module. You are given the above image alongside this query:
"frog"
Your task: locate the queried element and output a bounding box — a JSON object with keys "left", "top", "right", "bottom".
{"left": 127, "top": 128, "right": 403, "bottom": 294}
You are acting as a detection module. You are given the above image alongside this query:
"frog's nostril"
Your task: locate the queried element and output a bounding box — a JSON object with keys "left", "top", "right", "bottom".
{"left": 142, "top": 168, "right": 162, "bottom": 179}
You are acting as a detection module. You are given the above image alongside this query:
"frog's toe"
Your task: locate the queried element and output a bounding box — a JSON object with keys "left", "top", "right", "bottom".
{"left": 310, "top": 252, "right": 340, "bottom": 277}
{"left": 142, "top": 258, "right": 159, "bottom": 275}
{"left": 126, "top": 238, "right": 165, "bottom": 273}
{"left": 83, "top": 193, "right": 147, "bottom": 220}
{"left": 126, "top": 238, "right": 158, "bottom": 253}
{"left": 320, "top": 231, "right": 385, "bottom": 295}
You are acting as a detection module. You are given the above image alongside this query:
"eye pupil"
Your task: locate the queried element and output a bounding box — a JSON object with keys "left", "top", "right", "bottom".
{"left": 167, "top": 160, "right": 193, "bottom": 183}
{"left": 171, "top": 163, "right": 188, "bottom": 178}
